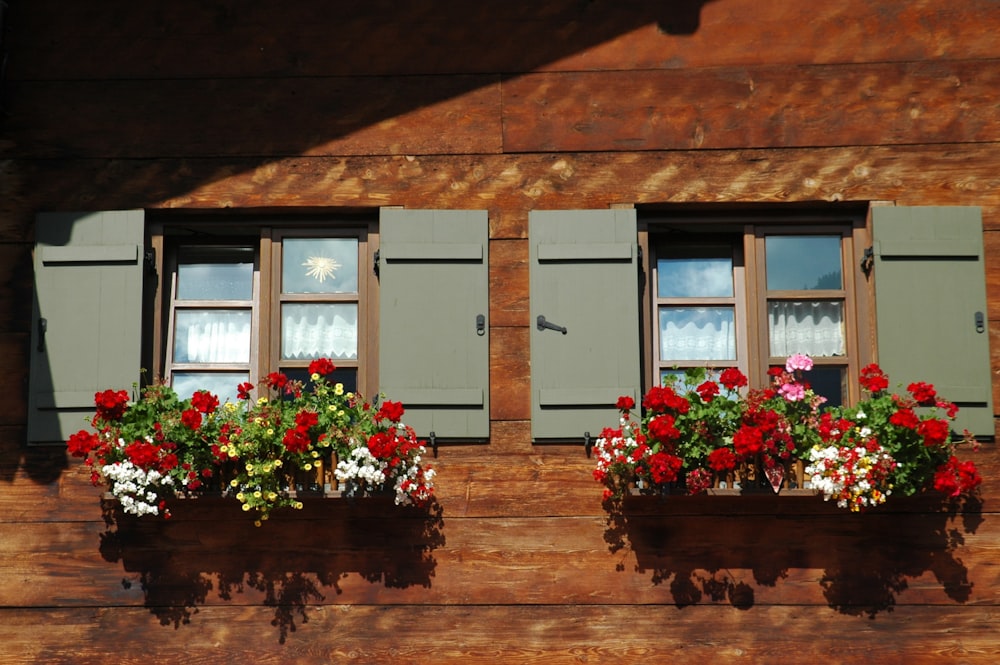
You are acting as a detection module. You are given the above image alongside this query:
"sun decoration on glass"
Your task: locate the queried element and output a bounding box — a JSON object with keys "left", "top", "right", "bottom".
{"left": 302, "top": 255, "right": 342, "bottom": 283}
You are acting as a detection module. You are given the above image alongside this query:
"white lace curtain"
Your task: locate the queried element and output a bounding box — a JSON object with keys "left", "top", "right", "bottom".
{"left": 660, "top": 309, "right": 736, "bottom": 361}
{"left": 281, "top": 304, "right": 358, "bottom": 360}
{"left": 175, "top": 312, "right": 251, "bottom": 363}
{"left": 768, "top": 301, "right": 844, "bottom": 357}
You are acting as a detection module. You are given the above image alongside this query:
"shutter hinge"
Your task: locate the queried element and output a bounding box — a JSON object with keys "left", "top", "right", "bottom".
{"left": 373, "top": 248, "right": 380, "bottom": 277}
{"left": 144, "top": 248, "right": 157, "bottom": 278}
{"left": 860, "top": 246, "right": 874, "bottom": 276}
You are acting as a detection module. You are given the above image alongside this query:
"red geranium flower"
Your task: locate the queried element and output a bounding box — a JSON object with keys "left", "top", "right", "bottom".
{"left": 707, "top": 447, "right": 737, "bottom": 471}
{"left": 282, "top": 428, "right": 311, "bottom": 453}
{"left": 237, "top": 382, "right": 255, "bottom": 400}
{"left": 94, "top": 389, "right": 129, "bottom": 421}
{"left": 615, "top": 395, "right": 635, "bottom": 412}
{"left": 266, "top": 372, "right": 289, "bottom": 390}
{"left": 376, "top": 400, "right": 405, "bottom": 423}
{"left": 294, "top": 410, "right": 319, "bottom": 430}
{"left": 67, "top": 430, "right": 100, "bottom": 457}
{"left": 308, "top": 358, "right": 336, "bottom": 376}
{"left": 859, "top": 364, "right": 889, "bottom": 393}
{"left": 696, "top": 380, "right": 720, "bottom": 402}
{"left": 719, "top": 368, "right": 748, "bottom": 390}
{"left": 648, "top": 451, "right": 683, "bottom": 484}
{"left": 889, "top": 408, "right": 920, "bottom": 430}
{"left": 908, "top": 381, "right": 937, "bottom": 406}
{"left": 917, "top": 418, "right": 950, "bottom": 447}
{"left": 180, "top": 408, "right": 203, "bottom": 430}
{"left": 191, "top": 390, "right": 219, "bottom": 414}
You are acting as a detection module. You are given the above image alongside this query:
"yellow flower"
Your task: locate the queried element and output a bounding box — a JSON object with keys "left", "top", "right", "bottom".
{"left": 274, "top": 459, "right": 283, "bottom": 468}
{"left": 335, "top": 384, "right": 345, "bottom": 396}
{"left": 253, "top": 491, "right": 262, "bottom": 498}
{"left": 328, "top": 404, "right": 337, "bottom": 412}
{"left": 242, "top": 503, "right": 251, "bottom": 512}
{"left": 345, "top": 391, "right": 353, "bottom": 399}
{"left": 311, "top": 450, "right": 319, "bottom": 458}
{"left": 245, "top": 463, "right": 254, "bottom": 472}
{"left": 225, "top": 402, "right": 238, "bottom": 413}
{"left": 311, "top": 373, "right": 320, "bottom": 381}
{"left": 266, "top": 428, "right": 274, "bottom": 436}
{"left": 294, "top": 502, "right": 303, "bottom": 510}
{"left": 254, "top": 520, "right": 262, "bottom": 527}
{"left": 236, "top": 493, "right": 245, "bottom": 501}
{"left": 267, "top": 492, "right": 277, "bottom": 501}
{"left": 257, "top": 397, "right": 268, "bottom": 405}
{"left": 304, "top": 463, "right": 313, "bottom": 471}
{"left": 230, "top": 479, "right": 239, "bottom": 487}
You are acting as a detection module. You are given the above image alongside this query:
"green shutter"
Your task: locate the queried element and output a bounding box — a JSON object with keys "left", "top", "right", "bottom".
{"left": 28, "top": 211, "right": 145, "bottom": 444}
{"left": 872, "top": 206, "right": 994, "bottom": 437}
{"left": 529, "top": 210, "right": 641, "bottom": 440}
{"left": 378, "top": 209, "right": 489, "bottom": 439}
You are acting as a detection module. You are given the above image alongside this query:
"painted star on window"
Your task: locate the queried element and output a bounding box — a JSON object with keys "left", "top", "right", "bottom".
{"left": 302, "top": 255, "right": 342, "bottom": 283}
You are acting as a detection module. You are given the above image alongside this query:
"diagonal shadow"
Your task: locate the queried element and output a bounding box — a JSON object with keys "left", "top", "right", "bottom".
{"left": 99, "top": 496, "right": 445, "bottom": 643}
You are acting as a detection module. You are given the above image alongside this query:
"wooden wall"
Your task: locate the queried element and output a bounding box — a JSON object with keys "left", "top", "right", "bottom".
{"left": 2, "top": 1, "right": 1000, "bottom": 662}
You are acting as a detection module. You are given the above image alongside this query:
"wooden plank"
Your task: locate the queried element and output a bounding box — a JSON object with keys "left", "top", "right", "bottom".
{"left": 0, "top": 334, "right": 28, "bottom": 426}
{"left": 4, "top": 76, "right": 502, "bottom": 159}
{"left": 0, "top": 604, "right": 998, "bottom": 664}
{"left": 9, "top": 0, "right": 1000, "bottom": 80}
{"left": 0, "top": 509, "right": 997, "bottom": 609}
{"left": 488, "top": 239, "right": 528, "bottom": 327}
{"left": 502, "top": 61, "right": 1000, "bottom": 152}
{"left": 489, "top": 326, "right": 530, "bottom": 422}
{"left": 6, "top": 150, "right": 1000, "bottom": 240}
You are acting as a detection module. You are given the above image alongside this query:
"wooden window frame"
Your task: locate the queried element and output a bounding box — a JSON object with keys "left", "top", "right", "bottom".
{"left": 640, "top": 210, "right": 873, "bottom": 405}
{"left": 149, "top": 219, "right": 379, "bottom": 399}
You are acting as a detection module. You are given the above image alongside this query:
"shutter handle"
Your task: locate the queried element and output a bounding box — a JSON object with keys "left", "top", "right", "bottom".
{"left": 536, "top": 315, "right": 567, "bottom": 334}
{"left": 37, "top": 318, "right": 47, "bottom": 352}
{"left": 476, "top": 314, "right": 486, "bottom": 336}
{"left": 976, "top": 311, "right": 985, "bottom": 334}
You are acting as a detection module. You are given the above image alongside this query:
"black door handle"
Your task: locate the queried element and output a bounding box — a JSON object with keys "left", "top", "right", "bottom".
{"left": 537, "top": 315, "right": 567, "bottom": 334}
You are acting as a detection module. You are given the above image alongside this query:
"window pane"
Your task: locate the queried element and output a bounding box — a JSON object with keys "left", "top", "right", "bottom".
{"left": 283, "top": 238, "right": 358, "bottom": 294}
{"left": 177, "top": 247, "right": 254, "bottom": 300}
{"left": 281, "top": 303, "right": 358, "bottom": 360}
{"left": 805, "top": 366, "right": 846, "bottom": 408}
{"left": 658, "top": 256, "right": 733, "bottom": 297}
{"left": 768, "top": 301, "right": 844, "bottom": 357}
{"left": 171, "top": 371, "right": 249, "bottom": 405}
{"left": 765, "top": 236, "right": 842, "bottom": 290}
{"left": 173, "top": 310, "right": 252, "bottom": 363}
{"left": 660, "top": 306, "right": 736, "bottom": 361}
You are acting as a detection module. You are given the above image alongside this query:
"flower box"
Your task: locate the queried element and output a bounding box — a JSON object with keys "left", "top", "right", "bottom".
{"left": 72, "top": 358, "right": 435, "bottom": 523}
{"left": 595, "top": 357, "right": 981, "bottom": 513}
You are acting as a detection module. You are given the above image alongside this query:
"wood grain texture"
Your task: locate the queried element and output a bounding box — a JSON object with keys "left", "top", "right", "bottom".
{"left": 502, "top": 61, "right": 1000, "bottom": 152}
{"left": 9, "top": 0, "right": 1000, "bottom": 80}
{"left": 0, "top": 605, "right": 998, "bottom": 664}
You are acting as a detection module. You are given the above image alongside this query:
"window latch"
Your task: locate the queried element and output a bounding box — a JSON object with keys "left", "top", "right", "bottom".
{"left": 537, "top": 315, "right": 567, "bottom": 334}
{"left": 373, "top": 249, "right": 380, "bottom": 277}
{"left": 860, "top": 246, "right": 874, "bottom": 276}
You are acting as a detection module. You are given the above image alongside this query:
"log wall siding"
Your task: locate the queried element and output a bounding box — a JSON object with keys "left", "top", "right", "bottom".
{"left": 2, "top": 1, "right": 1000, "bottom": 662}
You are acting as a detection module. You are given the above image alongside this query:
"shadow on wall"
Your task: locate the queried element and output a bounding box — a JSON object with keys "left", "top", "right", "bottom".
{"left": 604, "top": 494, "right": 983, "bottom": 617}
{"left": 99, "top": 497, "right": 445, "bottom": 643}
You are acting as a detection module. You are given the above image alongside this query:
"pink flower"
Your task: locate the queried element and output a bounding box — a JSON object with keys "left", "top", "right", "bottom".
{"left": 785, "top": 353, "right": 813, "bottom": 373}
{"left": 778, "top": 382, "right": 806, "bottom": 402}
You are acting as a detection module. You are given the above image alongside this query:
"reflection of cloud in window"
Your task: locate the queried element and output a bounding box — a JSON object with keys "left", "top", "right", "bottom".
{"left": 660, "top": 258, "right": 732, "bottom": 297}
{"left": 766, "top": 237, "right": 841, "bottom": 291}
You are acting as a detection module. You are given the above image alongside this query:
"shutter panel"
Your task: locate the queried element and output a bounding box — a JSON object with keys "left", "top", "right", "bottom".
{"left": 378, "top": 209, "right": 489, "bottom": 439}
{"left": 28, "top": 211, "right": 145, "bottom": 444}
{"left": 529, "top": 210, "right": 641, "bottom": 440}
{"left": 872, "top": 206, "right": 994, "bottom": 437}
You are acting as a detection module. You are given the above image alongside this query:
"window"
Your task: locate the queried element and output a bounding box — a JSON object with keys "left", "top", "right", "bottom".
{"left": 645, "top": 215, "right": 864, "bottom": 406}
{"left": 528, "top": 206, "right": 992, "bottom": 441}
{"left": 155, "top": 225, "right": 374, "bottom": 402}
{"left": 28, "top": 209, "right": 490, "bottom": 445}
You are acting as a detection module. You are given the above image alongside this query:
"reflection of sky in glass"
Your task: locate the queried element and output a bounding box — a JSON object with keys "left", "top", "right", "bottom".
{"left": 765, "top": 236, "right": 842, "bottom": 290}
{"left": 177, "top": 249, "right": 253, "bottom": 300}
{"left": 658, "top": 257, "right": 733, "bottom": 297}
{"left": 283, "top": 238, "right": 358, "bottom": 294}
{"left": 171, "top": 371, "right": 248, "bottom": 405}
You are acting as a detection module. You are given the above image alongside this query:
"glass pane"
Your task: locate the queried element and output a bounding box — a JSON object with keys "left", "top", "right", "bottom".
{"left": 283, "top": 238, "right": 358, "bottom": 294}
{"left": 660, "top": 307, "right": 736, "bottom": 361}
{"left": 283, "top": 367, "right": 358, "bottom": 395}
{"left": 281, "top": 303, "right": 358, "bottom": 360}
{"left": 171, "top": 371, "right": 249, "bottom": 405}
{"left": 177, "top": 247, "right": 254, "bottom": 300}
{"left": 173, "top": 310, "right": 251, "bottom": 363}
{"left": 768, "top": 301, "right": 844, "bottom": 357}
{"left": 765, "top": 236, "right": 842, "bottom": 290}
{"left": 658, "top": 256, "right": 733, "bottom": 298}
{"left": 804, "top": 366, "right": 846, "bottom": 408}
